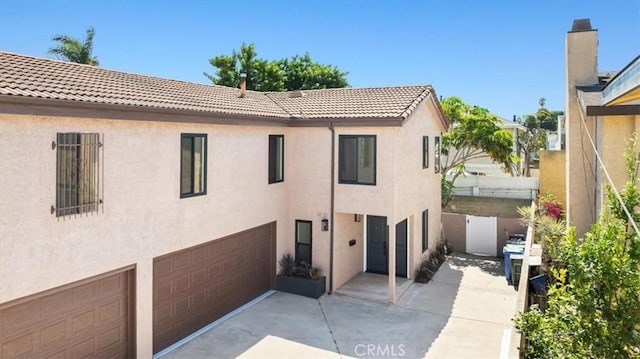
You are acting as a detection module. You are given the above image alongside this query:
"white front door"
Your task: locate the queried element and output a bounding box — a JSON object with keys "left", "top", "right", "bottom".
{"left": 465, "top": 215, "right": 497, "bottom": 256}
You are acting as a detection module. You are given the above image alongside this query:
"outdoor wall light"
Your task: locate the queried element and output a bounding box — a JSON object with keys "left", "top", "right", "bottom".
{"left": 321, "top": 218, "right": 329, "bottom": 231}
{"left": 354, "top": 214, "right": 362, "bottom": 222}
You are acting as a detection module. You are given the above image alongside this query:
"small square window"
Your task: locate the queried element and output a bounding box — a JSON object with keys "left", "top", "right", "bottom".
{"left": 180, "top": 133, "right": 207, "bottom": 198}
{"left": 339, "top": 135, "right": 376, "bottom": 185}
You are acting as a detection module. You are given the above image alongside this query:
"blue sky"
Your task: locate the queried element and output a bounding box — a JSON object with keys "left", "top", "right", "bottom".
{"left": 1, "top": 1, "right": 638, "bottom": 119}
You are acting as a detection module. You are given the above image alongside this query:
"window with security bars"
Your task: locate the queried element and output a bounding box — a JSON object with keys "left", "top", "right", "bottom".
{"left": 55, "top": 133, "right": 102, "bottom": 217}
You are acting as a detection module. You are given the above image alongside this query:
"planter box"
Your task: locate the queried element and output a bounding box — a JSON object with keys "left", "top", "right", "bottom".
{"left": 276, "top": 275, "right": 326, "bottom": 299}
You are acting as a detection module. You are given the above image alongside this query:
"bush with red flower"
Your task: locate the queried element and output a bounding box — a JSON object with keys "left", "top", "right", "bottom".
{"left": 537, "top": 192, "right": 564, "bottom": 221}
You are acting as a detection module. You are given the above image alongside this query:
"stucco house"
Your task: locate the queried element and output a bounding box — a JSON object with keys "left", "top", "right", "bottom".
{"left": 0, "top": 52, "right": 449, "bottom": 358}
{"left": 563, "top": 19, "right": 640, "bottom": 238}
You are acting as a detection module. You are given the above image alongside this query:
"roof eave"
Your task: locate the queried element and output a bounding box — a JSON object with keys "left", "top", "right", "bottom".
{"left": 0, "top": 95, "right": 410, "bottom": 127}
{"left": 426, "top": 88, "right": 450, "bottom": 130}
{"left": 585, "top": 104, "right": 640, "bottom": 116}
{"left": 289, "top": 117, "right": 404, "bottom": 127}
{"left": 0, "top": 95, "right": 291, "bottom": 126}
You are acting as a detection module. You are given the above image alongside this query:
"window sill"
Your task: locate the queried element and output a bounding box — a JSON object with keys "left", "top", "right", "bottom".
{"left": 180, "top": 192, "right": 207, "bottom": 199}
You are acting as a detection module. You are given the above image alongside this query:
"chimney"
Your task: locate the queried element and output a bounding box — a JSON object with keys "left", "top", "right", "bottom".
{"left": 239, "top": 73, "right": 247, "bottom": 98}
{"left": 289, "top": 90, "right": 305, "bottom": 98}
{"left": 566, "top": 18, "right": 598, "bottom": 88}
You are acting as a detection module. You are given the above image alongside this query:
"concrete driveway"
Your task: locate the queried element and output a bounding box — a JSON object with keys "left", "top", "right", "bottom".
{"left": 160, "top": 253, "right": 517, "bottom": 359}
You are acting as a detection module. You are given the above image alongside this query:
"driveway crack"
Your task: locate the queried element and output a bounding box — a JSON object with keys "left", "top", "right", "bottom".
{"left": 318, "top": 300, "right": 343, "bottom": 357}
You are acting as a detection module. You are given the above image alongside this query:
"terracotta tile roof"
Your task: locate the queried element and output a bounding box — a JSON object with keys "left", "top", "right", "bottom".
{"left": 265, "top": 85, "right": 431, "bottom": 119}
{"left": 0, "top": 51, "right": 434, "bottom": 121}
{"left": 0, "top": 51, "right": 288, "bottom": 119}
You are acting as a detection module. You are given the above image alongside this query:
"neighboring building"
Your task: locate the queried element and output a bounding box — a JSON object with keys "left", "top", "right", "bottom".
{"left": 546, "top": 114, "right": 565, "bottom": 150}
{"left": 447, "top": 117, "right": 526, "bottom": 177}
{"left": 0, "top": 52, "right": 449, "bottom": 357}
{"left": 564, "top": 18, "right": 640, "bottom": 238}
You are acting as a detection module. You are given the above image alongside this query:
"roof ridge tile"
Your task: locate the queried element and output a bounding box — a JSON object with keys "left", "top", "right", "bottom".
{"left": 0, "top": 51, "right": 438, "bottom": 121}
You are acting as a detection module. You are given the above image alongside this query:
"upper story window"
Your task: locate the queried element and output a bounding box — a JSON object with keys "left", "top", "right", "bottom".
{"left": 339, "top": 135, "right": 376, "bottom": 185}
{"left": 423, "top": 136, "right": 429, "bottom": 169}
{"left": 269, "top": 135, "right": 284, "bottom": 184}
{"left": 180, "top": 133, "right": 207, "bottom": 198}
{"left": 434, "top": 136, "right": 441, "bottom": 173}
{"left": 55, "top": 133, "right": 102, "bottom": 217}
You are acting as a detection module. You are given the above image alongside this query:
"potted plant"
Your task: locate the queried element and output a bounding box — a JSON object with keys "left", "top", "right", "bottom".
{"left": 275, "top": 254, "right": 326, "bottom": 299}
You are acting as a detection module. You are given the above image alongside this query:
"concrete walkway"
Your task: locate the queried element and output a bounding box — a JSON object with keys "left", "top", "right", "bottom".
{"left": 160, "top": 253, "right": 517, "bottom": 359}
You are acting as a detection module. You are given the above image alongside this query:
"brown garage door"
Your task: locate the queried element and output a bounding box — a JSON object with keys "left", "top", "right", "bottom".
{"left": 153, "top": 221, "right": 276, "bottom": 353}
{"left": 0, "top": 267, "right": 135, "bottom": 358}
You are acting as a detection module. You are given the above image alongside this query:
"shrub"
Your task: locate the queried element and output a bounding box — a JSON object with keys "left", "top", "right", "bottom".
{"left": 278, "top": 254, "right": 322, "bottom": 280}
{"left": 415, "top": 240, "right": 450, "bottom": 283}
{"left": 514, "top": 136, "right": 640, "bottom": 358}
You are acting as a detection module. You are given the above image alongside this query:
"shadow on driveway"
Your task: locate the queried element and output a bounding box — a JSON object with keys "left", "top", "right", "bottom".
{"left": 161, "top": 253, "right": 515, "bottom": 359}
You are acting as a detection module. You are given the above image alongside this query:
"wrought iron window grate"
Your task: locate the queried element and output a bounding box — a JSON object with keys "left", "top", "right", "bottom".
{"left": 53, "top": 133, "right": 103, "bottom": 217}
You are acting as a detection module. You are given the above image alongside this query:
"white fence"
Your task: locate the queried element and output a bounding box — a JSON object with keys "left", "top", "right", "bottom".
{"left": 448, "top": 175, "right": 539, "bottom": 200}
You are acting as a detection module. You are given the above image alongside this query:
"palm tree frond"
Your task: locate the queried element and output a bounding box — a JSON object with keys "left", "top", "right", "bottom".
{"left": 48, "top": 26, "right": 97, "bottom": 65}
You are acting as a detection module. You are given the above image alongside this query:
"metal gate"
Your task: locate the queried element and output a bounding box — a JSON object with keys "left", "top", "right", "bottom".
{"left": 465, "top": 215, "right": 497, "bottom": 256}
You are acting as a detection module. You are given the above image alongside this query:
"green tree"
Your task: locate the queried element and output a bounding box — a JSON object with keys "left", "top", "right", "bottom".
{"left": 515, "top": 136, "right": 640, "bottom": 358}
{"left": 204, "top": 43, "right": 285, "bottom": 91}
{"left": 536, "top": 107, "right": 556, "bottom": 131}
{"left": 517, "top": 115, "right": 546, "bottom": 177}
{"left": 440, "top": 97, "right": 517, "bottom": 206}
{"left": 204, "top": 43, "right": 348, "bottom": 91}
{"left": 48, "top": 26, "right": 98, "bottom": 65}
{"left": 280, "top": 53, "right": 348, "bottom": 90}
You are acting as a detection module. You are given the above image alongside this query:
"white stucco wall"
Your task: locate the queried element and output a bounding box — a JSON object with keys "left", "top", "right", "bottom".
{"left": 0, "top": 95, "right": 448, "bottom": 354}
{"left": 334, "top": 127, "right": 395, "bottom": 216}
{"left": 0, "top": 113, "right": 290, "bottom": 358}
{"left": 332, "top": 212, "right": 364, "bottom": 289}
{"left": 394, "top": 100, "right": 446, "bottom": 277}
{"left": 286, "top": 127, "right": 332, "bottom": 283}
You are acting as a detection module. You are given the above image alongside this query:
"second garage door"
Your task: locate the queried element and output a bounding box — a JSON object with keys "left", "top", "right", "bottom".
{"left": 0, "top": 267, "right": 134, "bottom": 358}
{"left": 153, "top": 221, "right": 276, "bottom": 353}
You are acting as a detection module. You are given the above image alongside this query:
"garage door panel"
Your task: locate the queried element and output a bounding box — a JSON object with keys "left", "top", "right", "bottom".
{"left": 2, "top": 333, "right": 33, "bottom": 358}
{"left": 100, "top": 299, "right": 125, "bottom": 325}
{"left": 72, "top": 282, "right": 99, "bottom": 306}
{"left": 72, "top": 336, "right": 96, "bottom": 357}
{"left": 154, "top": 257, "right": 173, "bottom": 277}
{"left": 41, "top": 292, "right": 72, "bottom": 318}
{"left": 172, "top": 251, "right": 191, "bottom": 271}
{"left": 173, "top": 273, "right": 190, "bottom": 293}
{"left": 190, "top": 268, "right": 206, "bottom": 287}
{"left": 46, "top": 349, "right": 66, "bottom": 359}
{"left": 153, "top": 222, "right": 276, "bottom": 353}
{"left": 0, "top": 269, "right": 134, "bottom": 359}
{"left": 40, "top": 320, "right": 66, "bottom": 348}
{"left": 99, "top": 326, "right": 122, "bottom": 349}
{"left": 190, "top": 248, "right": 206, "bottom": 265}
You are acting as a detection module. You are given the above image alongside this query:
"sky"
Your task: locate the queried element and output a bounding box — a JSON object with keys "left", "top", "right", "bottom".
{"left": 1, "top": 1, "right": 639, "bottom": 119}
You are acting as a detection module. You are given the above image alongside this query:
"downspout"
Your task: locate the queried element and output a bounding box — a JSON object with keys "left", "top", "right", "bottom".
{"left": 329, "top": 122, "right": 335, "bottom": 294}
